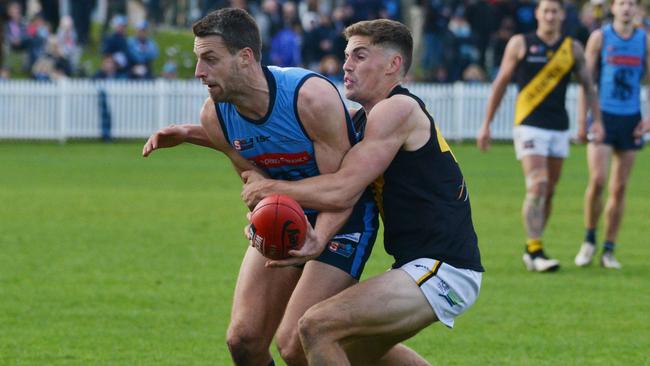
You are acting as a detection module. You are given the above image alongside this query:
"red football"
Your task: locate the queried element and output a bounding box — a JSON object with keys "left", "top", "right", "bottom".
{"left": 250, "top": 194, "right": 307, "bottom": 260}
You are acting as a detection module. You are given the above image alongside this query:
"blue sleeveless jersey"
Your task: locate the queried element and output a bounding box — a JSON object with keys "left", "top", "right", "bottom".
{"left": 599, "top": 24, "right": 646, "bottom": 115}
{"left": 216, "top": 66, "right": 378, "bottom": 239}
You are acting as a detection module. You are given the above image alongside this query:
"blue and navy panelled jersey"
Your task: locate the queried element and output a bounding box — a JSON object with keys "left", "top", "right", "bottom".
{"left": 599, "top": 24, "right": 646, "bottom": 116}
{"left": 216, "top": 65, "right": 377, "bottom": 233}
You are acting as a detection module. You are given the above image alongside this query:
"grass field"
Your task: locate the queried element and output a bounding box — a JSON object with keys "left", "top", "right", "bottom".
{"left": 1, "top": 141, "right": 649, "bottom": 365}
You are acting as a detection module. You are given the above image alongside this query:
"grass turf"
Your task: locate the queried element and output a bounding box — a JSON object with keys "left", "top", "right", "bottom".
{"left": 1, "top": 141, "right": 648, "bottom": 365}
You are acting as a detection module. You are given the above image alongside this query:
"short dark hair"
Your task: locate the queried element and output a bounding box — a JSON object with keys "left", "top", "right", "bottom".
{"left": 344, "top": 19, "right": 413, "bottom": 76}
{"left": 192, "top": 8, "right": 261, "bottom": 62}
{"left": 537, "top": 0, "right": 565, "bottom": 8}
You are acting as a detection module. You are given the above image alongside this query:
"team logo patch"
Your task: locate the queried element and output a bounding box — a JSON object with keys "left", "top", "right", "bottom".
{"left": 437, "top": 279, "right": 463, "bottom": 307}
{"left": 523, "top": 139, "right": 535, "bottom": 149}
{"left": 327, "top": 241, "right": 355, "bottom": 258}
{"left": 332, "top": 233, "right": 361, "bottom": 243}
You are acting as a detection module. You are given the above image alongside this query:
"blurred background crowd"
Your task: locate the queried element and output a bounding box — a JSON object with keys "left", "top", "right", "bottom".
{"left": 1, "top": 0, "right": 648, "bottom": 82}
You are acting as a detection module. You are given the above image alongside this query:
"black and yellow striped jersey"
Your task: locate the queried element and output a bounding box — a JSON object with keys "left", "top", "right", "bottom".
{"left": 353, "top": 86, "right": 484, "bottom": 272}
{"left": 514, "top": 33, "right": 575, "bottom": 131}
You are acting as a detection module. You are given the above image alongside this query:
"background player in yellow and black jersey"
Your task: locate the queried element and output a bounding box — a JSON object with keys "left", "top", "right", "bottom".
{"left": 477, "top": 0, "right": 604, "bottom": 273}
{"left": 242, "top": 19, "right": 482, "bottom": 364}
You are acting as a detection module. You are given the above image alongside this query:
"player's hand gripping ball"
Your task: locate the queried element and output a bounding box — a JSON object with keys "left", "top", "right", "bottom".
{"left": 249, "top": 194, "right": 307, "bottom": 260}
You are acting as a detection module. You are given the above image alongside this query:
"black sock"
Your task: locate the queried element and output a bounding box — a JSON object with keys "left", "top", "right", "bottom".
{"left": 585, "top": 228, "right": 596, "bottom": 245}
{"left": 603, "top": 241, "right": 615, "bottom": 253}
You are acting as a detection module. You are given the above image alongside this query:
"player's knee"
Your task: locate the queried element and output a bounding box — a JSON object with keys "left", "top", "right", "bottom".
{"left": 276, "top": 328, "right": 306, "bottom": 366}
{"left": 525, "top": 169, "right": 548, "bottom": 196}
{"left": 609, "top": 183, "right": 627, "bottom": 201}
{"left": 226, "top": 325, "right": 267, "bottom": 363}
{"left": 589, "top": 175, "right": 606, "bottom": 194}
{"left": 298, "top": 309, "right": 331, "bottom": 349}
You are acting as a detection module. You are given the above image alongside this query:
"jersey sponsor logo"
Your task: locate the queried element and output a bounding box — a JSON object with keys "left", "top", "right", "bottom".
{"left": 232, "top": 135, "right": 272, "bottom": 151}
{"left": 248, "top": 151, "right": 312, "bottom": 168}
{"left": 515, "top": 37, "right": 574, "bottom": 125}
{"left": 327, "top": 240, "right": 355, "bottom": 258}
{"left": 607, "top": 55, "right": 642, "bottom": 67}
{"left": 529, "top": 44, "right": 544, "bottom": 54}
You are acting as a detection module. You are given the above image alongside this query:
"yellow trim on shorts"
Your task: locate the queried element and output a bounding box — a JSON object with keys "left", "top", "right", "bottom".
{"left": 416, "top": 260, "right": 442, "bottom": 286}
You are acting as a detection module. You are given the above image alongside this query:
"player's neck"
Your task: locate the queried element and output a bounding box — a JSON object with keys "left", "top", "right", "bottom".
{"left": 613, "top": 20, "right": 635, "bottom": 38}
{"left": 361, "top": 80, "right": 401, "bottom": 113}
{"left": 536, "top": 28, "right": 561, "bottom": 45}
{"left": 232, "top": 65, "right": 270, "bottom": 120}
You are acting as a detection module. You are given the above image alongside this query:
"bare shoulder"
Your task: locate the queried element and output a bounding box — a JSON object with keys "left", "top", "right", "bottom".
{"left": 367, "top": 94, "right": 418, "bottom": 129}
{"left": 199, "top": 97, "right": 218, "bottom": 124}
{"left": 507, "top": 34, "right": 526, "bottom": 56}
{"left": 296, "top": 76, "right": 342, "bottom": 114}
{"left": 198, "top": 97, "right": 229, "bottom": 149}
{"left": 296, "top": 76, "right": 348, "bottom": 142}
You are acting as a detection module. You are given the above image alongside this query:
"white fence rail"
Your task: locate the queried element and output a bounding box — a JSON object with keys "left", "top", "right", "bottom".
{"left": 0, "top": 80, "right": 643, "bottom": 142}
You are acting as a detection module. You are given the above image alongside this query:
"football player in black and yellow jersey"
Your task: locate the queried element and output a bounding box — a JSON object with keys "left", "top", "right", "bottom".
{"left": 242, "top": 19, "right": 482, "bottom": 364}
{"left": 477, "top": 0, "right": 604, "bottom": 272}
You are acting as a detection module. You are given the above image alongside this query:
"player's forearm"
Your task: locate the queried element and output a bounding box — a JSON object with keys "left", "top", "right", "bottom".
{"left": 583, "top": 84, "right": 602, "bottom": 123}
{"left": 181, "top": 124, "right": 218, "bottom": 149}
{"left": 577, "top": 88, "right": 588, "bottom": 130}
{"left": 483, "top": 80, "right": 508, "bottom": 125}
{"left": 313, "top": 209, "right": 354, "bottom": 246}
{"left": 271, "top": 176, "right": 361, "bottom": 212}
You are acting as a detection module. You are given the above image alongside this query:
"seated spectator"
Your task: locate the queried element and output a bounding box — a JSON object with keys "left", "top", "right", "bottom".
{"left": 4, "top": 1, "right": 29, "bottom": 51}
{"left": 101, "top": 15, "right": 130, "bottom": 77}
{"left": 25, "top": 12, "right": 50, "bottom": 70}
{"left": 93, "top": 55, "right": 124, "bottom": 80}
{"left": 56, "top": 15, "right": 81, "bottom": 75}
{"left": 319, "top": 54, "right": 342, "bottom": 82}
{"left": 461, "top": 63, "right": 486, "bottom": 83}
{"left": 127, "top": 20, "right": 159, "bottom": 79}
{"left": 0, "top": 67, "right": 10, "bottom": 80}
{"left": 161, "top": 60, "right": 177, "bottom": 80}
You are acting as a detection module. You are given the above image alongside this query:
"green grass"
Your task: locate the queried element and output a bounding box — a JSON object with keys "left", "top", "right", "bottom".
{"left": 1, "top": 141, "right": 649, "bottom": 365}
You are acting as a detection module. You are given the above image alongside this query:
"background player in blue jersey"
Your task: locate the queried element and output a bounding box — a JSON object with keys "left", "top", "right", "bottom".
{"left": 140, "top": 8, "right": 415, "bottom": 366}
{"left": 477, "top": 0, "right": 603, "bottom": 272}
{"left": 242, "top": 19, "right": 482, "bottom": 365}
{"left": 575, "top": 0, "right": 650, "bottom": 269}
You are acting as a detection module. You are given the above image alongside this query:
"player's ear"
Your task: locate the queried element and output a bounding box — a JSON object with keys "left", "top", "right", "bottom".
{"left": 387, "top": 53, "right": 403, "bottom": 76}
{"left": 238, "top": 47, "right": 255, "bottom": 66}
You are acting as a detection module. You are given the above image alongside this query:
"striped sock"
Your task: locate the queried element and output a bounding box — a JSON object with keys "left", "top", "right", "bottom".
{"left": 585, "top": 228, "right": 596, "bottom": 245}
{"left": 603, "top": 241, "right": 616, "bottom": 253}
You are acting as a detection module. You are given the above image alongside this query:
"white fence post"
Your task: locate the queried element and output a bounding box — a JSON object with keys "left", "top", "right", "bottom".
{"left": 157, "top": 79, "right": 168, "bottom": 130}
{"left": 453, "top": 82, "right": 464, "bottom": 142}
{"left": 58, "top": 79, "right": 69, "bottom": 143}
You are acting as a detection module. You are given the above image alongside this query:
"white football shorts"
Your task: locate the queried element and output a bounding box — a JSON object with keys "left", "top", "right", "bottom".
{"left": 513, "top": 125, "right": 571, "bottom": 160}
{"left": 400, "top": 258, "right": 482, "bottom": 328}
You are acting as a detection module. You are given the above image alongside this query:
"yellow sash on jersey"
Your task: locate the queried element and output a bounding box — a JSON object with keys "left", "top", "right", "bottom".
{"left": 515, "top": 37, "right": 574, "bottom": 125}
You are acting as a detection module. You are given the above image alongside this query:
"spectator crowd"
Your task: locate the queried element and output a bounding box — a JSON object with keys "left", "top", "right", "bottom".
{"left": 2, "top": 0, "right": 649, "bottom": 82}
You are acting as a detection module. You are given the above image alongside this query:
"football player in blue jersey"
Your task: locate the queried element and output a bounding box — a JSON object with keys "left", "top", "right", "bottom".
{"left": 242, "top": 19, "right": 482, "bottom": 365}
{"left": 575, "top": 0, "right": 650, "bottom": 269}
{"left": 141, "top": 8, "right": 422, "bottom": 366}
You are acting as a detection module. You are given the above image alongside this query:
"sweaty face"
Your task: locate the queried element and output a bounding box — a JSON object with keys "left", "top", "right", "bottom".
{"left": 611, "top": 0, "right": 637, "bottom": 24}
{"left": 535, "top": 0, "right": 564, "bottom": 34}
{"left": 342, "top": 36, "right": 393, "bottom": 105}
{"left": 194, "top": 36, "right": 238, "bottom": 102}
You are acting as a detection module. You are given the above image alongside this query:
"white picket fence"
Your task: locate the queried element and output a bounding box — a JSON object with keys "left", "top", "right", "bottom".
{"left": 0, "top": 79, "right": 634, "bottom": 142}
